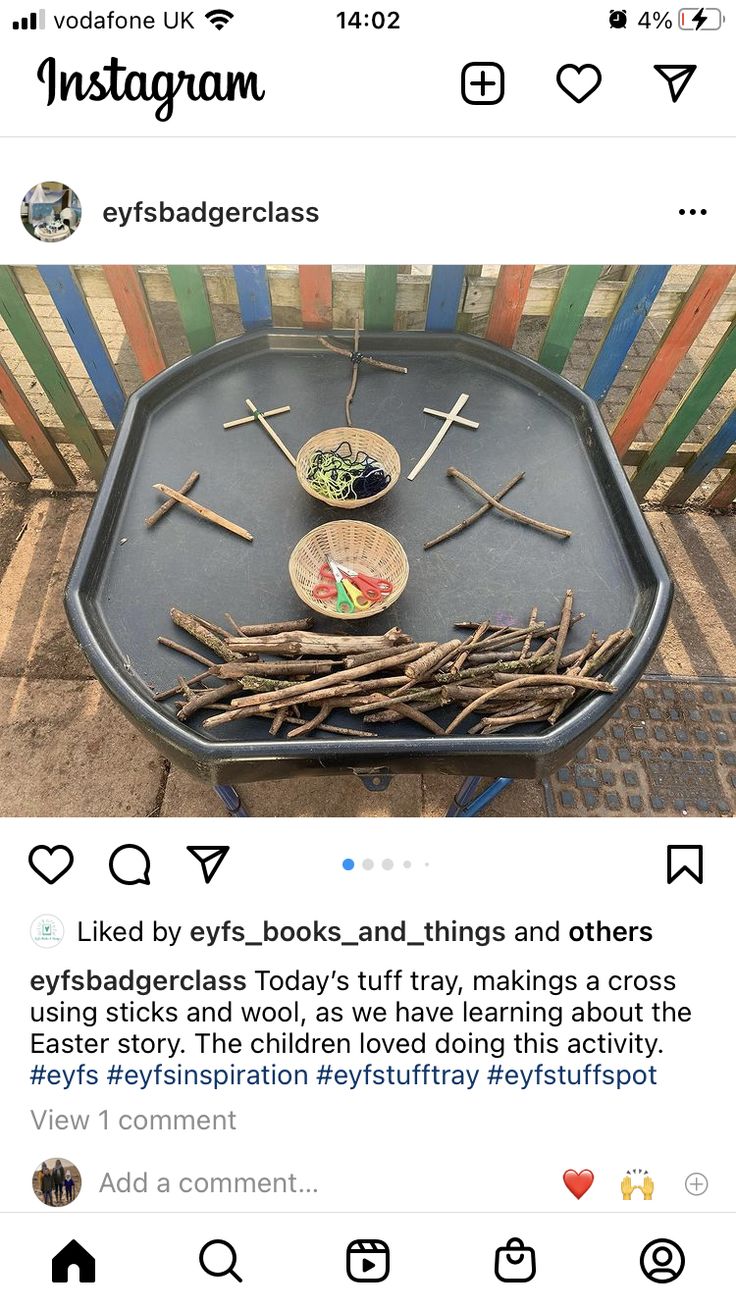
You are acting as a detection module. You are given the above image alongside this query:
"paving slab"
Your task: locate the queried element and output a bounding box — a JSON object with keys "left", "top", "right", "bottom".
{"left": 162, "top": 766, "right": 423, "bottom": 818}
{"left": 0, "top": 493, "right": 93, "bottom": 680}
{"left": 0, "top": 676, "right": 166, "bottom": 817}
{"left": 421, "top": 775, "right": 547, "bottom": 818}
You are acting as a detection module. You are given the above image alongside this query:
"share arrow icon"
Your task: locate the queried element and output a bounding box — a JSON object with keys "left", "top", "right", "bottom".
{"left": 187, "top": 845, "right": 230, "bottom": 883}
{"left": 655, "top": 64, "right": 697, "bottom": 103}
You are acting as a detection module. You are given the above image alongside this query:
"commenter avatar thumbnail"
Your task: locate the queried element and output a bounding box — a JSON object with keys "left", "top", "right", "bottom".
{"left": 34, "top": 1158, "right": 82, "bottom": 1207}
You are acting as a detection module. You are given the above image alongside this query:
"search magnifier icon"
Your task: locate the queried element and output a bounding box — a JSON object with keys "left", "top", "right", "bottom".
{"left": 199, "top": 1239, "right": 243, "bottom": 1283}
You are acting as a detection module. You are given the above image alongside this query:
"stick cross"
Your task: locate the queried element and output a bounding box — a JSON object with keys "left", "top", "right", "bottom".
{"left": 224, "top": 398, "right": 296, "bottom": 467}
{"left": 319, "top": 319, "right": 408, "bottom": 426}
{"left": 407, "top": 393, "right": 480, "bottom": 481}
{"left": 149, "top": 482, "right": 254, "bottom": 541}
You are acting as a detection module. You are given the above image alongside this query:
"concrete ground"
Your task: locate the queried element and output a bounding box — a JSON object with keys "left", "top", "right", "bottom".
{"left": 0, "top": 485, "right": 734, "bottom": 817}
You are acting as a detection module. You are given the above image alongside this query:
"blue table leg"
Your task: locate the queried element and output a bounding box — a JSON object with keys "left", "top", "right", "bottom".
{"left": 213, "top": 784, "right": 249, "bottom": 817}
{"left": 446, "top": 775, "right": 514, "bottom": 817}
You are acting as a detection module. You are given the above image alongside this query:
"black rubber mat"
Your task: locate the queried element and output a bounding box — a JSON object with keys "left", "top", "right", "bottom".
{"left": 544, "top": 677, "right": 736, "bottom": 816}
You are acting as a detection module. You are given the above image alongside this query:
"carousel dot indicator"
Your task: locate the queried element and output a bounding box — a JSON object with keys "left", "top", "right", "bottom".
{"left": 362, "top": 858, "right": 374, "bottom": 870}
{"left": 382, "top": 859, "right": 394, "bottom": 870}
{"left": 342, "top": 858, "right": 355, "bottom": 871}
{"left": 403, "top": 861, "right": 412, "bottom": 868}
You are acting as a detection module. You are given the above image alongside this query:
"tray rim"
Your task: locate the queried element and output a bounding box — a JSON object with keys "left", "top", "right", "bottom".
{"left": 65, "top": 328, "right": 674, "bottom": 772}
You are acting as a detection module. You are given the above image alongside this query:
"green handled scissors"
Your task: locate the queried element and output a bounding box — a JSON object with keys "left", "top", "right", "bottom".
{"left": 313, "top": 558, "right": 372, "bottom": 612}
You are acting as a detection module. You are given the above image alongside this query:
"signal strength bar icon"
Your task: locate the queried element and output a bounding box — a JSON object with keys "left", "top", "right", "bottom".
{"left": 12, "top": 9, "right": 45, "bottom": 28}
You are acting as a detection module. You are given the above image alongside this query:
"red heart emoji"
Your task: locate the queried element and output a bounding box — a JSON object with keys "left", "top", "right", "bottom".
{"left": 563, "top": 1169, "right": 594, "bottom": 1199}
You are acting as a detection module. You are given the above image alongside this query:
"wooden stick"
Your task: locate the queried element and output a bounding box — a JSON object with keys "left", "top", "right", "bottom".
{"left": 552, "top": 589, "right": 575, "bottom": 672}
{"left": 405, "top": 640, "right": 461, "bottom": 682}
{"left": 215, "top": 659, "right": 339, "bottom": 679}
{"left": 561, "top": 634, "right": 599, "bottom": 671}
{"left": 423, "top": 472, "right": 525, "bottom": 550}
{"left": 153, "top": 485, "right": 254, "bottom": 541}
{"left": 436, "top": 651, "right": 554, "bottom": 685}
{"left": 225, "top": 629, "right": 412, "bottom": 658}
{"left": 243, "top": 398, "right": 296, "bottom": 466}
{"left": 157, "top": 636, "right": 213, "bottom": 667}
{"left": 579, "top": 628, "right": 633, "bottom": 678}
{"left": 146, "top": 471, "right": 199, "bottom": 527}
{"left": 190, "top": 614, "right": 235, "bottom": 639}
{"left": 449, "top": 621, "right": 490, "bottom": 676}
{"left": 443, "top": 674, "right": 616, "bottom": 736}
{"left": 354, "top": 695, "right": 446, "bottom": 735}
{"left": 287, "top": 704, "right": 332, "bottom": 738}
{"left": 231, "top": 618, "right": 314, "bottom": 637}
{"left": 230, "top": 645, "right": 435, "bottom": 711}
{"left": 169, "top": 609, "right": 232, "bottom": 660}
{"left": 447, "top": 467, "right": 572, "bottom": 540}
{"left": 223, "top": 405, "right": 290, "bottom": 431}
{"left": 154, "top": 669, "right": 215, "bottom": 702}
{"left": 205, "top": 676, "right": 409, "bottom": 726}
{"left": 521, "top": 607, "right": 538, "bottom": 660}
{"left": 177, "top": 680, "right": 243, "bottom": 722}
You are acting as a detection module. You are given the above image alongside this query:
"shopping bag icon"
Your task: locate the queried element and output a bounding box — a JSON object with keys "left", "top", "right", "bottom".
{"left": 494, "top": 1236, "right": 536, "bottom": 1282}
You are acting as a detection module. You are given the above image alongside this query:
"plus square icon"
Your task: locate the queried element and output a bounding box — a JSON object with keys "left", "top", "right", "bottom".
{"left": 461, "top": 62, "right": 505, "bottom": 105}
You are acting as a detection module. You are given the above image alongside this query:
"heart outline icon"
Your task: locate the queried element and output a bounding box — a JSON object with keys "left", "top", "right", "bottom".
{"left": 556, "top": 64, "right": 602, "bottom": 104}
{"left": 563, "top": 1168, "right": 595, "bottom": 1199}
{"left": 28, "top": 845, "right": 74, "bottom": 884}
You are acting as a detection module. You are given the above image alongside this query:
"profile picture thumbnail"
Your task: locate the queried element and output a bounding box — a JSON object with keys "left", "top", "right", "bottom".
{"left": 21, "top": 181, "right": 82, "bottom": 242}
{"left": 34, "top": 1158, "right": 82, "bottom": 1207}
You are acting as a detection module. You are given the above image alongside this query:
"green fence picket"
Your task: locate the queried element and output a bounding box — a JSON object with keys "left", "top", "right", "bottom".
{"left": 0, "top": 266, "right": 106, "bottom": 479}
{"left": 167, "top": 266, "right": 217, "bottom": 354}
{"left": 538, "top": 266, "right": 604, "bottom": 373}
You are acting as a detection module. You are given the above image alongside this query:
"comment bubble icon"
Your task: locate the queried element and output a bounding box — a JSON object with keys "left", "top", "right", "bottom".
{"left": 108, "top": 844, "right": 151, "bottom": 887}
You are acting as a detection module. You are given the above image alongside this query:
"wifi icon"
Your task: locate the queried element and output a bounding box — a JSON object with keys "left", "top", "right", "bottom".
{"left": 206, "top": 8, "right": 234, "bottom": 28}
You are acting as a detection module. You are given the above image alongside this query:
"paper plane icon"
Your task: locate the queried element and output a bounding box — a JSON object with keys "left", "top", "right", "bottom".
{"left": 187, "top": 845, "right": 230, "bottom": 883}
{"left": 655, "top": 64, "right": 697, "bottom": 103}
{"left": 666, "top": 844, "right": 703, "bottom": 884}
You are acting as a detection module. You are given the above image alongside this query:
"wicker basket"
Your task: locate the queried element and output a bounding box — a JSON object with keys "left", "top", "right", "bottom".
{"left": 288, "top": 520, "right": 409, "bottom": 621}
{"left": 295, "top": 428, "right": 400, "bottom": 509}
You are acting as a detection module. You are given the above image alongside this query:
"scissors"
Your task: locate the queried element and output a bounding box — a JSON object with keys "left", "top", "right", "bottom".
{"left": 312, "top": 558, "right": 372, "bottom": 612}
{"left": 315, "top": 558, "right": 393, "bottom": 606}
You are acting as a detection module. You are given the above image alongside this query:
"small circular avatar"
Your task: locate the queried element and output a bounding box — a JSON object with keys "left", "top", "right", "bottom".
{"left": 34, "top": 1158, "right": 82, "bottom": 1208}
{"left": 21, "top": 182, "right": 81, "bottom": 242}
{"left": 640, "top": 1238, "right": 685, "bottom": 1284}
{"left": 609, "top": 9, "right": 628, "bottom": 27}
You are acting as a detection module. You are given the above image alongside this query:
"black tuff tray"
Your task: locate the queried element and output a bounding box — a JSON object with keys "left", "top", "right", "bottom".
{"left": 65, "top": 330, "right": 673, "bottom": 783}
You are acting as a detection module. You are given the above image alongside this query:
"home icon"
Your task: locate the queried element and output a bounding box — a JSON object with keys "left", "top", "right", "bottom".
{"left": 51, "top": 1239, "right": 96, "bottom": 1283}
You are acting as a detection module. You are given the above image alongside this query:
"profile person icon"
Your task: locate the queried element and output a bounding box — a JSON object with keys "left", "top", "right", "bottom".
{"left": 640, "top": 1239, "right": 685, "bottom": 1283}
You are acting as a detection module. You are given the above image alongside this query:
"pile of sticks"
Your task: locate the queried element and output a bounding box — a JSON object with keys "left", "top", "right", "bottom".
{"left": 154, "top": 597, "right": 633, "bottom": 740}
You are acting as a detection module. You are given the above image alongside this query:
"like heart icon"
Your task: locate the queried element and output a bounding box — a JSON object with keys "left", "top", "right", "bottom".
{"left": 563, "top": 1169, "right": 595, "bottom": 1199}
{"left": 556, "top": 64, "right": 602, "bottom": 104}
{"left": 28, "top": 844, "right": 74, "bottom": 884}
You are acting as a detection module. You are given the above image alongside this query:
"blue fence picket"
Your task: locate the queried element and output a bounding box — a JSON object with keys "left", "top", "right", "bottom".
{"left": 233, "top": 266, "right": 272, "bottom": 329}
{"left": 425, "top": 266, "right": 466, "bottom": 331}
{"left": 584, "top": 265, "right": 670, "bottom": 404}
{"left": 663, "top": 406, "right": 736, "bottom": 506}
{"left": 38, "top": 266, "right": 126, "bottom": 425}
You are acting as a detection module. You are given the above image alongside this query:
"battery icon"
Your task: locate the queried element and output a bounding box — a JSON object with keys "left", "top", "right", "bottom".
{"left": 678, "top": 7, "right": 723, "bottom": 27}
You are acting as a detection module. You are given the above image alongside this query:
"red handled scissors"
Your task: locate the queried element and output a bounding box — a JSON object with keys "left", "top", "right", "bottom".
{"left": 312, "top": 557, "right": 393, "bottom": 609}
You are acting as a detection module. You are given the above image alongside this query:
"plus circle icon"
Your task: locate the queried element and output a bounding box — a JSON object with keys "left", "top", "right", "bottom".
{"left": 684, "top": 1172, "right": 708, "bottom": 1196}
{"left": 461, "top": 62, "right": 505, "bottom": 105}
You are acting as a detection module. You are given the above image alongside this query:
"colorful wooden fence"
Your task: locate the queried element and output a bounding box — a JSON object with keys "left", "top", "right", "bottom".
{"left": 1, "top": 263, "right": 735, "bottom": 508}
